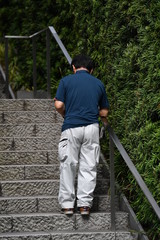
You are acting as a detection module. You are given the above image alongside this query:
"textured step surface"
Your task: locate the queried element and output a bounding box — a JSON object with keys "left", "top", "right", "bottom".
{"left": 0, "top": 165, "right": 60, "bottom": 181}
{"left": 0, "top": 100, "right": 55, "bottom": 111}
{"left": 0, "top": 163, "right": 108, "bottom": 181}
{"left": 0, "top": 179, "right": 109, "bottom": 197}
{"left": 0, "top": 124, "right": 61, "bottom": 137}
{"left": 0, "top": 195, "right": 119, "bottom": 214}
{"left": 0, "top": 111, "right": 62, "bottom": 124}
{"left": 0, "top": 180, "right": 59, "bottom": 197}
{"left": 0, "top": 231, "right": 137, "bottom": 240}
{"left": 0, "top": 151, "right": 58, "bottom": 165}
{"left": 0, "top": 212, "right": 129, "bottom": 233}
{"left": 0, "top": 137, "right": 58, "bottom": 151}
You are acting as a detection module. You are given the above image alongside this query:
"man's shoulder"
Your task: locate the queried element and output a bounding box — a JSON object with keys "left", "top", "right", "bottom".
{"left": 61, "top": 73, "right": 104, "bottom": 87}
{"left": 61, "top": 74, "right": 74, "bottom": 81}
{"left": 90, "top": 75, "right": 104, "bottom": 86}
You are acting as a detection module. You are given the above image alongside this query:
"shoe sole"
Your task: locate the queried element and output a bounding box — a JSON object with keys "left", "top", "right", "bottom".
{"left": 80, "top": 211, "right": 90, "bottom": 215}
{"left": 64, "top": 211, "right": 74, "bottom": 215}
{"left": 61, "top": 209, "right": 74, "bottom": 215}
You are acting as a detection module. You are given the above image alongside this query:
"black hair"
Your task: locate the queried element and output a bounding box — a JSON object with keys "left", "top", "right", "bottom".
{"left": 71, "top": 54, "right": 94, "bottom": 72}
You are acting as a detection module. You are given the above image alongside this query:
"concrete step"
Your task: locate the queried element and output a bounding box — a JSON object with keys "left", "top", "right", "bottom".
{"left": 0, "top": 162, "right": 109, "bottom": 181}
{"left": 0, "top": 99, "right": 55, "bottom": 111}
{"left": 0, "top": 179, "right": 59, "bottom": 197}
{"left": 0, "top": 137, "right": 58, "bottom": 151}
{"left": 0, "top": 111, "right": 63, "bottom": 124}
{"left": 0, "top": 124, "right": 61, "bottom": 137}
{"left": 0, "top": 196, "right": 60, "bottom": 214}
{"left": 0, "top": 212, "right": 129, "bottom": 233}
{"left": 0, "top": 151, "right": 58, "bottom": 165}
{"left": 0, "top": 230, "right": 137, "bottom": 240}
{"left": 0, "top": 179, "right": 109, "bottom": 197}
{"left": 0, "top": 152, "right": 109, "bottom": 180}
{"left": 0, "top": 165, "right": 60, "bottom": 181}
{"left": 0, "top": 195, "right": 119, "bottom": 214}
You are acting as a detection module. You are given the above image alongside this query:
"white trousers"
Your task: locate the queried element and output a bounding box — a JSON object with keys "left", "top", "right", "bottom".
{"left": 58, "top": 123, "right": 100, "bottom": 209}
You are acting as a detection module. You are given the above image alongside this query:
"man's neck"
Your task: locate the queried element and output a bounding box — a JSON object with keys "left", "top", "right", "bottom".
{"left": 74, "top": 67, "right": 89, "bottom": 73}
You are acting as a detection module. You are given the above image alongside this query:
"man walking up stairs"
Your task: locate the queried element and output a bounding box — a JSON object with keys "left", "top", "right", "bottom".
{"left": 0, "top": 99, "right": 137, "bottom": 239}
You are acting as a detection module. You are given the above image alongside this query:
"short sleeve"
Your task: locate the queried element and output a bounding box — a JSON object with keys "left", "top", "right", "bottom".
{"left": 99, "top": 85, "right": 109, "bottom": 109}
{"left": 55, "top": 79, "right": 65, "bottom": 103}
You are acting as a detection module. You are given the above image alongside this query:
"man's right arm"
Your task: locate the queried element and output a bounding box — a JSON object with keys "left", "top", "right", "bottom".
{"left": 54, "top": 99, "right": 65, "bottom": 118}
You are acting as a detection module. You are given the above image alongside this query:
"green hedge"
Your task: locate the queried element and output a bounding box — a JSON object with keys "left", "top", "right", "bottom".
{"left": 0, "top": 1, "right": 160, "bottom": 239}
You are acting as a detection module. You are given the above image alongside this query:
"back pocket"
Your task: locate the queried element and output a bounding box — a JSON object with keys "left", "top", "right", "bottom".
{"left": 58, "top": 138, "right": 68, "bottom": 161}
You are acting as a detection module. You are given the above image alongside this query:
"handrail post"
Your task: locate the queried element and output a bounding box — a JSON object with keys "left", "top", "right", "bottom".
{"left": 109, "top": 135, "right": 116, "bottom": 232}
{"left": 5, "top": 37, "right": 9, "bottom": 98}
{"left": 46, "top": 29, "right": 51, "bottom": 99}
{"left": 3, "top": 26, "right": 72, "bottom": 99}
{"left": 32, "top": 36, "right": 37, "bottom": 98}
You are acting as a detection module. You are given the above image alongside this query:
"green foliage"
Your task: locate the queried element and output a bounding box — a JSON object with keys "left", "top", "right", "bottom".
{"left": 0, "top": 0, "right": 160, "bottom": 239}
{"left": 0, "top": 43, "right": 5, "bottom": 66}
{"left": 0, "top": 41, "right": 22, "bottom": 92}
{"left": 0, "top": 0, "right": 69, "bottom": 93}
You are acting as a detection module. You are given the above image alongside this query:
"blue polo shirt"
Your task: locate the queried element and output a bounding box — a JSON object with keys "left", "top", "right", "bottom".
{"left": 55, "top": 70, "right": 109, "bottom": 131}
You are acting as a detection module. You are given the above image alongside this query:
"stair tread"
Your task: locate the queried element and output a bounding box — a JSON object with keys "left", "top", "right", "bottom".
{"left": 0, "top": 110, "right": 56, "bottom": 112}
{"left": 0, "top": 211, "right": 127, "bottom": 217}
{"left": 1, "top": 179, "right": 59, "bottom": 183}
{"left": 0, "top": 178, "right": 108, "bottom": 183}
{"left": 0, "top": 195, "right": 57, "bottom": 200}
{"left": 0, "top": 212, "right": 129, "bottom": 233}
{"left": 0, "top": 123, "right": 60, "bottom": 125}
{"left": 0, "top": 164, "right": 59, "bottom": 167}
{"left": 0, "top": 232, "right": 137, "bottom": 240}
{"left": 0, "top": 194, "right": 112, "bottom": 199}
{"left": 0, "top": 229, "right": 135, "bottom": 235}
{"left": 0, "top": 150, "right": 56, "bottom": 152}
{"left": 0, "top": 99, "right": 55, "bottom": 112}
{"left": 0, "top": 137, "right": 58, "bottom": 139}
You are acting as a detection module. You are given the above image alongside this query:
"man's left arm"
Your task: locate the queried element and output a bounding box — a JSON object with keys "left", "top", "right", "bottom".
{"left": 99, "top": 108, "right": 109, "bottom": 126}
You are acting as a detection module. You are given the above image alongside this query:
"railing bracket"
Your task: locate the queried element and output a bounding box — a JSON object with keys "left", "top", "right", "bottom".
{"left": 23, "top": 100, "right": 27, "bottom": 111}
{"left": 11, "top": 138, "right": 15, "bottom": 150}
{"left": 2, "top": 112, "right": 5, "bottom": 123}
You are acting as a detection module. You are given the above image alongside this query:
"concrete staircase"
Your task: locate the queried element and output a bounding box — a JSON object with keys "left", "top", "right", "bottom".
{"left": 0, "top": 99, "right": 137, "bottom": 240}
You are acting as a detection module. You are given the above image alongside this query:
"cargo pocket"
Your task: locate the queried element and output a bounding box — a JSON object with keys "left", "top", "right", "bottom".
{"left": 58, "top": 137, "right": 68, "bottom": 162}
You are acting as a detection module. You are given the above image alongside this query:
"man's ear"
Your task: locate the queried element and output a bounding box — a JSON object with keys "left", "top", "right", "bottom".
{"left": 90, "top": 69, "right": 93, "bottom": 74}
{"left": 72, "top": 65, "right": 76, "bottom": 73}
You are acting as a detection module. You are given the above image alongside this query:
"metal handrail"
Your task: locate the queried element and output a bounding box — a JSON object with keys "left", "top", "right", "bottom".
{"left": 0, "top": 64, "right": 15, "bottom": 99}
{"left": 4, "top": 26, "right": 71, "bottom": 98}
{"left": 49, "top": 26, "right": 72, "bottom": 64}
{"left": 107, "top": 124, "right": 160, "bottom": 226}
